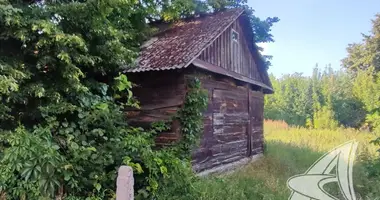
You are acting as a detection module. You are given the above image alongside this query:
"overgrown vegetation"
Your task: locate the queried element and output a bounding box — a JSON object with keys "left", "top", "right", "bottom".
{"left": 124, "top": 77, "right": 208, "bottom": 200}
{"left": 0, "top": 0, "right": 279, "bottom": 199}
{"left": 176, "top": 77, "right": 209, "bottom": 158}
{"left": 185, "top": 120, "right": 380, "bottom": 200}
{"left": 155, "top": 77, "right": 208, "bottom": 200}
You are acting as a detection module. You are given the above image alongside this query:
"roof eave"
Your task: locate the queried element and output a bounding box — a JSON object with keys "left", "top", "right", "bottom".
{"left": 192, "top": 58, "right": 273, "bottom": 93}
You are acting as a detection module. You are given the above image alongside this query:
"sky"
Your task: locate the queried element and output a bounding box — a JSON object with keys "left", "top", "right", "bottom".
{"left": 249, "top": 0, "right": 380, "bottom": 77}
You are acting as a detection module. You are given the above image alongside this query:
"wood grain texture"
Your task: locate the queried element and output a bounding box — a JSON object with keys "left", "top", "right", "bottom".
{"left": 126, "top": 65, "right": 265, "bottom": 172}
{"left": 197, "top": 18, "right": 263, "bottom": 82}
{"left": 192, "top": 72, "right": 265, "bottom": 172}
{"left": 126, "top": 70, "right": 186, "bottom": 145}
{"left": 248, "top": 90, "right": 264, "bottom": 155}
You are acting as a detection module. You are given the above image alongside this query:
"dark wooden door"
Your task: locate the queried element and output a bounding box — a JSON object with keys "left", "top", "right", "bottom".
{"left": 248, "top": 90, "right": 264, "bottom": 156}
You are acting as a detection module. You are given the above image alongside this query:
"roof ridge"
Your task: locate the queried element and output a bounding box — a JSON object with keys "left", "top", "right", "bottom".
{"left": 149, "top": 8, "right": 244, "bottom": 37}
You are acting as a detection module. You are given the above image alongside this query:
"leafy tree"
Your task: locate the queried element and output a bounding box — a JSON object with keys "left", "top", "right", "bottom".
{"left": 0, "top": 0, "right": 278, "bottom": 199}
{"left": 264, "top": 65, "right": 365, "bottom": 129}
{"left": 342, "top": 14, "right": 380, "bottom": 73}
{"left": 343, "top": 14, "right": 380, "bottom": 132}
{"left": 352, "top": 68, "right": 380, "bottom": 132}
{"left": 0, "top": 0, "right": 163, "bottom": 198}
{"left": 264, "top": 73, "right": 312, "bottom": 126}
{"left": 331, "top": 71, "right": 366, "bottom": 128}
{"left": 342, "top": 14, "right": 380, "bottom": 178}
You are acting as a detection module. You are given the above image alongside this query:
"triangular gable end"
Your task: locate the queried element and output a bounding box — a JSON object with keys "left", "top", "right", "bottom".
{"left": 195, "top": 13, "right": 272, "bottom": 92}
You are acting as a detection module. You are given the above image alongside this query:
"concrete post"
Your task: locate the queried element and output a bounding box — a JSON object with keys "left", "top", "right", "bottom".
{"left": 116, "top": 166, "right": 134, "bottom": 200}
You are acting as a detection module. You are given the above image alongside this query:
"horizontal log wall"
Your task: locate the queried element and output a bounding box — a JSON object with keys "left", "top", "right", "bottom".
{"left": 126, "top": 70, "right": 186, "bottom": 145}
{"left": 127, "top": 69, "right": 265, "bottom": 172}
{"left": 197, "top": 17, "right": 262, "bottom": 83}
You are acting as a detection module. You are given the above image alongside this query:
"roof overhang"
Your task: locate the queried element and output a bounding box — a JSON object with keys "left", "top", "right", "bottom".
{"left": 192, "top": 58, "right": 273, "bottom": 94}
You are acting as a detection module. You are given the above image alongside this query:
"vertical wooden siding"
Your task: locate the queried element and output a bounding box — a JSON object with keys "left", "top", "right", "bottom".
{"left": 197, "top": 18, "right": 263, "bottom": 82}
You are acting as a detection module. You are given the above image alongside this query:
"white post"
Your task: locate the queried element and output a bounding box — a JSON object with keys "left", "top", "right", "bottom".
{"left": 116, "top": 166, "right": 134, "bottom": 200}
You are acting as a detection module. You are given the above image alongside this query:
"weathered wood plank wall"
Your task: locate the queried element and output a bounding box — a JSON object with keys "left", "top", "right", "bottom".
{"left": 197, "top": 18, "right": 262, "bottom": 82}
{"left": 191, "top": 71, "right": 264, "bottom": 172}
{"left": 126, "top": 70, "right": 186, "bottom": 146}
{"left": 126, "top": 69, "right": 265, "bottom": 172}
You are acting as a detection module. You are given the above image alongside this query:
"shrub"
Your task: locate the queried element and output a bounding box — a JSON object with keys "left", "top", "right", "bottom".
{"left": 0, "top": 0, "right": 209, "bottom": 198}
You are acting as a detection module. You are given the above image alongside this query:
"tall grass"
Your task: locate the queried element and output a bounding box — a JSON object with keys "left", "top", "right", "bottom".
{"left": 262, "top": 120, "right": 380, "bottom": 199}
{"left": 161, "top": 120, "right": 380, "bottom": 200}
{"left": 264, "top": 120, "right": 379, "bottom": 159}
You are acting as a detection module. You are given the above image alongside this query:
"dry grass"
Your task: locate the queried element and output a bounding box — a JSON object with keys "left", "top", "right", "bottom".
{"left": 264, "top": 120, "right": 379, "bottom": 159}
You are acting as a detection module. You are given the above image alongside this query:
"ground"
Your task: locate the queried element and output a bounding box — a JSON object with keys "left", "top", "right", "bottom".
{"left": 188, "top": 120, "right": 380, "bottom": 200}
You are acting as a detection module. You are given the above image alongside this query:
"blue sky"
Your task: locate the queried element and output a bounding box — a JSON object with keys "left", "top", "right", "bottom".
{"left": 249, "top": 0, "right": 380, "bottom": 77}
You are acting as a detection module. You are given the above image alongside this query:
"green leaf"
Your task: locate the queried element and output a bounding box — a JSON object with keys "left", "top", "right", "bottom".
{"left": 70, "top": 142, "right": 79, "bottom": 150}
{"left": 96, "top": 103, "right": 109, "bottom": 111}
{"left": 95, "top": 183, "right": 101, "bottom": 192}
{"left": 21, "top": 167, "right": 33, "bottom": 181}
{"left": 160, "top": 166, "right": 167, "bottom": 175}
{"left": 86, "top": 147, "right": 97, "bottom": 152}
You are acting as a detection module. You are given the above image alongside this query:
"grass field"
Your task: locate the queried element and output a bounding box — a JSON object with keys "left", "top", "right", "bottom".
{"left": 188, "top": 120, "right": 380, "bottom": 200}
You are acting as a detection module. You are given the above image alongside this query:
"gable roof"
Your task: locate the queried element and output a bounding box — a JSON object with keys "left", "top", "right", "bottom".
{"left": 124, "top": 8, "right": 273, "bottom": 93}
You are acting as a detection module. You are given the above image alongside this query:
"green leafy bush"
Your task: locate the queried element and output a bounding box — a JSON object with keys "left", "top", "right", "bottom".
{"left": 0, "top": 0, "right": 277, "bottom": 199}
{"left": 0, "top": 0, "right": 200, "bottom": 198}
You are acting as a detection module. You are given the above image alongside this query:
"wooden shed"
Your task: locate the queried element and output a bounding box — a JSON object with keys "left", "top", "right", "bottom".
{"left": 124, "top": 8, "right": 273, "bottom": 174}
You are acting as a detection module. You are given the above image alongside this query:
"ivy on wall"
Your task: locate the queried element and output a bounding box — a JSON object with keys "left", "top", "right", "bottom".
{"left": 153, "top": 76, "right": 208, "bottom": 200}
{"left": 176, "top": 76, "right": 209, "bottom": 158}
{"left": 121, "top": 76, "right": 208, "bottom": 199}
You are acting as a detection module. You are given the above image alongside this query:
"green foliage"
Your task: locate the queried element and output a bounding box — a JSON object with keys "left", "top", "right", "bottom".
{"left": 0, "top": 126, "right": 65, "bottom": 199}
{"left": 175, "top": 77, "right": 208, "bottom": 158}
{"left": 264, "top": 73, "right": 313, "bottom": 126}
{"left": 313, "top": 106, "right": 338, "bottom": 129}
{"left": 352, "top": 68, "right": 380, "bottom": 133}
{"left": 124, "top": 77, "right": 208, "bottom": 200}
{"left": 342, "top": 14, "right": 380, "bottom": 72}
{"left": 342, "top": 14, "right": 380, "bottom": 175}
{"left": 0, "top": 0, "right": 149, "bottom": 198}
{"left": 166, "top": 121, "right": 380, "bottom": 200}
{"left": 0, "top": 0, "right": 277, "bottom": 198}
{"left": 264, "top": 66, "right": 365, "bottom": 129}
{"left": 154, "top": 77, "right": 208, "bottom": 200}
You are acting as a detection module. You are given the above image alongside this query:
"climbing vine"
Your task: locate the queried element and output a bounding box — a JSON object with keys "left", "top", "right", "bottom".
{"left": 120, "top": 77, "right": 208, "bottom": 199}
{"left": 176, "top": 77, "right": 208, "bottom": 158}
{"left": 151, "top": 77, "right": 208, "bottom": 200}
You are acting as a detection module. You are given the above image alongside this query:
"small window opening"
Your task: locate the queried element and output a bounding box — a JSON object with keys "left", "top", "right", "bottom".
{"left": 232, "top": 29, "right": 239, "bottom": 42}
